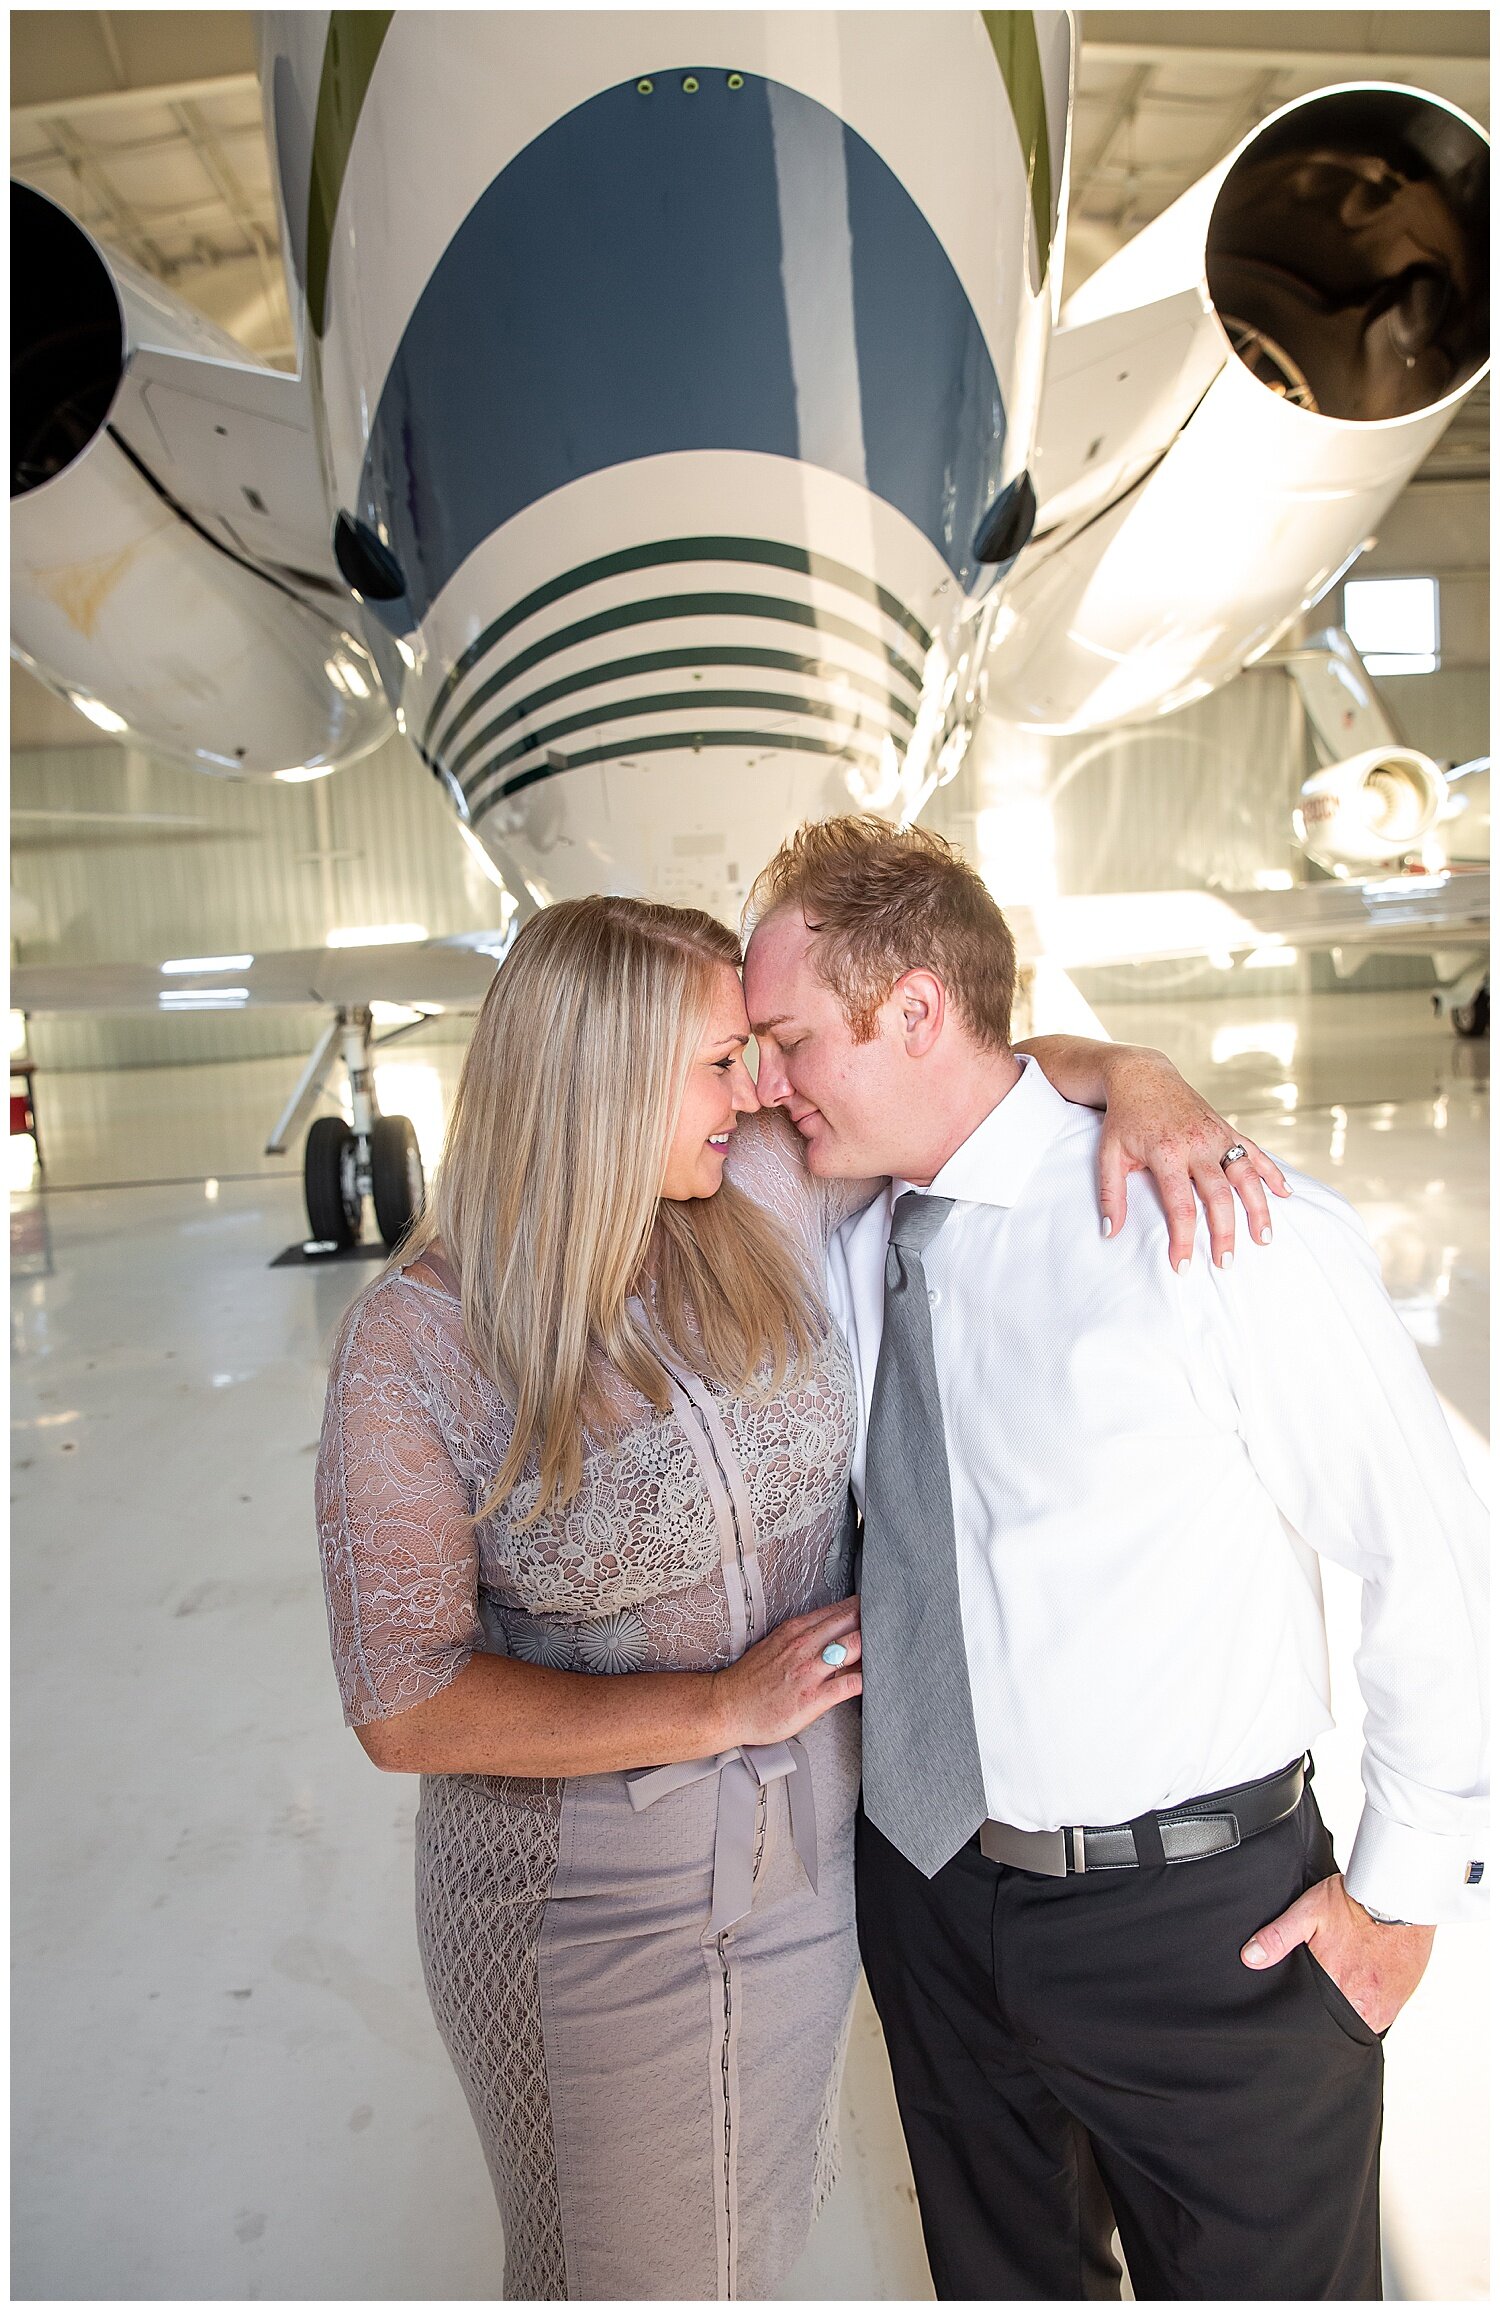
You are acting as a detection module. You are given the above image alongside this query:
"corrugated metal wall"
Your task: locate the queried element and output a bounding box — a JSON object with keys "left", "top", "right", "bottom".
{"left": 12, "top": 733, "right": 498, "bottom": 1068}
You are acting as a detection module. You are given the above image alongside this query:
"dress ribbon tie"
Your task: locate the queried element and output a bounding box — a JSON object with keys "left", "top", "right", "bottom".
{"left": 626, "top": 1738, "right": 819, "bottom": 1930}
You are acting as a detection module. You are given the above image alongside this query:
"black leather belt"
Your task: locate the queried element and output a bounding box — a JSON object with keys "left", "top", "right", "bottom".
{"left": 978, "top": 1757, "right": 1306, "bottom": 1878}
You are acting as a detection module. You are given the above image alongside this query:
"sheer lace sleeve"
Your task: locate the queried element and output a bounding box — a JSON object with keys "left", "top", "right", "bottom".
{"left": 725, "top": 1109, "right": 883, "bottom": 1254}
{"left": 815, "top": 1171, "right": 886, "bottom": 1240}
{"left": 316, "top": 1281, "right": 483, "bottom": 1726}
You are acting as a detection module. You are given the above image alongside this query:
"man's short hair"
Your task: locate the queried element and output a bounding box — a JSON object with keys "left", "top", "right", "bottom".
{"left": 749, "top": 815, "right": 1017, "bottom": 1050}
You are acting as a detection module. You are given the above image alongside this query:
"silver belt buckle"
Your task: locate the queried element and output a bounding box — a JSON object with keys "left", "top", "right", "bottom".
{"left": 979, "top": 1820, "right": 1069, "bottom": 1877}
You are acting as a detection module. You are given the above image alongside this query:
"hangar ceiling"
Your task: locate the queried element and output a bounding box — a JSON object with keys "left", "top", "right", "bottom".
{"left": 9, "top": 7, "right": 1490, "bottom": 749}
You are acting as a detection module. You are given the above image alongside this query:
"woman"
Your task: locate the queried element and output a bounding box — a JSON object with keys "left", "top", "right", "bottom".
{"left": 315, "top": 896, "right": 1270, "bottom": 2300}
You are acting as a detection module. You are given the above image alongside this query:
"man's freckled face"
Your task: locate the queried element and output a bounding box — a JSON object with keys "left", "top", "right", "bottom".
{"left": 743, "top": 910, "right": 898, "bottom": 1178}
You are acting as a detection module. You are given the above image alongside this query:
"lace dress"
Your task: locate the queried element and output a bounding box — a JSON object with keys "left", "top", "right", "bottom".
{"left": 316, "top": 1111, "right": 867, "bottom": 2299}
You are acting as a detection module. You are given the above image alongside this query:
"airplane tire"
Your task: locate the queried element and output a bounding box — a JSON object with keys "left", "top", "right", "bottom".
{"left": 305, "top": 1115, "right": 363, "bottom": 1248}
{"left": 372, "top": 1114, "right": 425, "bottom": 1250}
{"left": 1451, "top": 984, "right": 1489, "bottom": 1039}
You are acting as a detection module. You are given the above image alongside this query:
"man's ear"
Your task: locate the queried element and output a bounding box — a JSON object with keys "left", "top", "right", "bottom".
{"left": 897, "top": 970, "right": 945, "bottom": 1057}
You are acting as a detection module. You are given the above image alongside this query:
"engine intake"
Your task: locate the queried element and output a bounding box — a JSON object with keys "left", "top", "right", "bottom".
{"left": 1207, "top": 88, "right": 1488, "bottom": 423}
{"left": 1294, "top": 746, "right": 1448, "bottom": 872}
{"left": 11, "top": 182, "right": 125, "bottom": 497}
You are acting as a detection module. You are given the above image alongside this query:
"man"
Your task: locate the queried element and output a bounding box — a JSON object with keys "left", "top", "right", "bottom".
{"left": 741, "top": 815, "right": 1487, "bottom": 2302}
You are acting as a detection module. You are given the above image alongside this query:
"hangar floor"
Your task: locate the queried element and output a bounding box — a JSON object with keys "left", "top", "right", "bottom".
{"left": 10, "top": 988, "right": 1488, "bottom": 2300}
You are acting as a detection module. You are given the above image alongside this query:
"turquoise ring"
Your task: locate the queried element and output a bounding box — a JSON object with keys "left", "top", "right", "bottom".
{"left": 821, "top": 1641, "right": 849, "bottom": 1667}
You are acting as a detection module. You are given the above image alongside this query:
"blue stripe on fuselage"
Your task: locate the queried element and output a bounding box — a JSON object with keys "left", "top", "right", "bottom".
{"left": 355, "top": 70, "right": 1006, "bottom": 628}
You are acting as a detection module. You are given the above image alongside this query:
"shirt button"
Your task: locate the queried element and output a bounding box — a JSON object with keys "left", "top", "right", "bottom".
{"left": 928, "top": 1287, "right": 941, "bottom": 1307}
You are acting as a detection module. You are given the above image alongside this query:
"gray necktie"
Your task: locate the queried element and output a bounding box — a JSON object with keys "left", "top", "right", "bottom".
{"left": 859, "top": 1192, "right": 988, "bottom": 1877}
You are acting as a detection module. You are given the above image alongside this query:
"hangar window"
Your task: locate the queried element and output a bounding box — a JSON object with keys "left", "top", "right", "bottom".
{"left": 1343, "top": 576, "right": 1439, "bottom": 676}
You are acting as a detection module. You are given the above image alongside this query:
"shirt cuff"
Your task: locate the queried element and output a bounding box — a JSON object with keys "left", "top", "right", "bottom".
{"left": 1344, "top": 1805, "right": 1488, "bottom": 1925}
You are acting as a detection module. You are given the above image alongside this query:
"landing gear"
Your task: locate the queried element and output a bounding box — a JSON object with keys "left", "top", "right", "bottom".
{"left": 1432, "top": 962, "right": 1489, "bottom": 1041}
{"left": 372, "top": 1114, "right": 424, "bottom": 1250}
{"left": 1451, "top": 983, "right": 1489, "bottom": 1040}
{"left": 304, "top": 1115, "right": 363, "bottom": 1247}
{"left": 269, "top": 1004, "right": 427, "bottom": 1253}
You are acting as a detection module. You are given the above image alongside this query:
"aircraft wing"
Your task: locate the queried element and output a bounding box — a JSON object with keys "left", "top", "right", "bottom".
{"left": 14, "top": 872, "right": 1485, "bottom": 1022}
{"left": 1278, "top": 626, "right": 1403, "bottom": 762}
{"left": 1005, "top": 870, "right": 1489, "bottom": 973}
{"left": 10, "top": 931, "right": 508, "bottom": 1017}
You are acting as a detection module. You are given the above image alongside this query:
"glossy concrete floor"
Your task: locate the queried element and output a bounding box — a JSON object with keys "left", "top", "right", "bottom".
{"left": 10, "top": 990, "right": 1488, "bottom": 2300}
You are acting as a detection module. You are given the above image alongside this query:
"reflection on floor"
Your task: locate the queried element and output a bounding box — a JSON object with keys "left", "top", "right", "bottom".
{"left": 10, "top": 991, "right": 1487, "bottom": 2300}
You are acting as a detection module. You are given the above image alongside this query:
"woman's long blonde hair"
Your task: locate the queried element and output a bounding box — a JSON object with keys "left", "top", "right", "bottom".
{"left": 404, "top": 896, "right": 824, "bottom": 1524}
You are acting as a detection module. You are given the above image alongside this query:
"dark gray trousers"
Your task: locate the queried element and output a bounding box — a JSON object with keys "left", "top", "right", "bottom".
{"left": 856, "top": 1789, "right": 1384, "bottom": 2300}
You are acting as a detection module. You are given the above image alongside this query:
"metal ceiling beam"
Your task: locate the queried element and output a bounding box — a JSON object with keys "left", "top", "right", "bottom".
{"left": 1073, "top": 60, "right": 1155, "bottom": 196}
{"left": 11, "top": 8, "right": 256, "bottom": 110}
{"left": 15, "top": 120, "right": 271, "bottom": 166}
{"left": 170, "top": 98, "right": 273, "bottom": 259}
{"left": 37, "top": 117, "right": 168, "bottom": 275}
{"left": 1079, "top": 10, "right": 1488, "bottom": 65}
{"left": 11, "top": 70, "right": 260, "bottom": 132}
{"left": 1082, "top": 40, "right": 1486, "bottom": 79}
{"left": 1192, "top": 65, "right": 1290, "bottom": 172}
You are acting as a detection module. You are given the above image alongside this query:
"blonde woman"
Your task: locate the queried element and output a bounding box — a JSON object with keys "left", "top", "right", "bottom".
{"left": 314, "top": 896, "right": 1268, "bottom": 2301}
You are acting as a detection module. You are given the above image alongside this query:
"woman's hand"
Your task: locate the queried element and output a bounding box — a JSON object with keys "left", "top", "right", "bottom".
{"left": 710, "top": 1598, "right": 862, "bottom": 1748}
{"left": 1096, "top": 1044, "right": 1289, "bottom": 1269}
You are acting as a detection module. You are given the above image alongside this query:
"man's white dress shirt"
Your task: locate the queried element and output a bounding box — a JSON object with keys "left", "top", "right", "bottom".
{"left": 826, "top": 1056, "right": 1487, "bottom": 1924}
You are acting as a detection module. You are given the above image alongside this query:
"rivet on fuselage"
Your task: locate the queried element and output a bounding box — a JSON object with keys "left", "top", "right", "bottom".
{"left": 636, "top": 77, "right": 654, "bottom": 95}
{"left": 682, "top": 75, "right": 699, "bottom": 93}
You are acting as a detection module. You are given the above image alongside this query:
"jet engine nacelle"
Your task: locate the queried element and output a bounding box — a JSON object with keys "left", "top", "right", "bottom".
{"left": 987, "top": 85, "right": 1488, "bottom": 734}
{"left": 10, "top": 184, "right": 390, "bottom": 777}
{"left": 1293, "top": 747, "right": 1447, "bottom": 873}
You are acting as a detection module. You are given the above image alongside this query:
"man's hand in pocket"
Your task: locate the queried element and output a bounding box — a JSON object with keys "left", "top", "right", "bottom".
{"left": 1240, "top": 1870, "right": 1435, "bottom": 2033}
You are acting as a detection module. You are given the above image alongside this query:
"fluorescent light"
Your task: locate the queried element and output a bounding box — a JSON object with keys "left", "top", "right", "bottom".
{"left": 326, "top": 923, "right": 428, "bottom": 948}
{"left": 161, "top": 954, "right": 253, "bottom": 975}
{"left": 274, "top": 763, "right": 337, "bottom": 783}
{"left": 71, "top": 694, "right": 129, "bottom": 734}
{"left": 159, "top": 988, "right": 250, "bottom": 1008}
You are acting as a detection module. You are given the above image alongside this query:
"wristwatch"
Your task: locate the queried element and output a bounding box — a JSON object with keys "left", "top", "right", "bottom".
{"left": 1354, "top": 1898, "right": 1416, "bottom": 1926}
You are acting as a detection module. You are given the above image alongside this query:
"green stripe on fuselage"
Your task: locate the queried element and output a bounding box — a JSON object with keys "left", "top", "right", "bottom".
{"left": 461, "top": 686, "right": 897, "bottom": 811}
{"left": 307, "top": 11, "right": 393, "bottom": 337}
{"left": 423, "top": 536, "right": 934, "bottom": 752}
{"left": 470, "top": 726, "right": 885, "bottom": 817}
{"left": 982, "top": 12, "right": 1053, "bottom": 282}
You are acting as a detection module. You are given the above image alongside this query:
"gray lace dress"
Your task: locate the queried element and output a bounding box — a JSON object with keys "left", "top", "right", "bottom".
{"left": 315, "top": 1112, "right": 864, "bottom": 2299}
